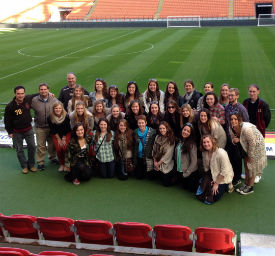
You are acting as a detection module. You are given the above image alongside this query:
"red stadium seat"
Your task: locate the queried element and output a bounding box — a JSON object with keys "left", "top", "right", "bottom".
{"left": 37, "top": 217, "right": 75, "bottom": 242}
{"left": 153, "top": 224, "right": 193, "bottom": 251}
{"left": 89, "top": 255, "right": 114, "bottom": 256}
{"left": 113, "top": 222, "right": 152, "bottom": 248}
{"left": 0, "top": 214, "right": 38, "bottom": 239}
{"left": 0, "top": 247, "right": 31, "bottom": 256}
{"left": 74, "top": 220, "right": 113, "bottom": 245}
{"left": 0, "top": 213, "right": 3, "bottom": 237}
{"left": 39, "top": 251, "right": 77, "bottom": 256}
{"left": 195, "top": 227, "right": 235, "bottom": 254}
{"left": 0, "top": 251, "right": 24, "bottom": 256}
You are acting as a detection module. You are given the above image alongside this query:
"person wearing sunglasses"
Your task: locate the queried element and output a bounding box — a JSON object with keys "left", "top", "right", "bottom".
{"left": 163, "top": 100, "right": 182, "bottom": 139}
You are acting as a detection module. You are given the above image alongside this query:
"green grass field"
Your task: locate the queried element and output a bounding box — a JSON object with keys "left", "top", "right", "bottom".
{"left": 0, "top": 27, "right": 274, "bottom": 237}
{"left": 0, "top": 27, "right": 274, "bottom": 107}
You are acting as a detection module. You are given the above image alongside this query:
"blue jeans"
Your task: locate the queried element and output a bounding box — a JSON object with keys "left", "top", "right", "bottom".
{"left": 99, "top": 161, "right": 115, "bottom": 178}
{"left": 12, "top": 129, "right": 36, "bottom": 169}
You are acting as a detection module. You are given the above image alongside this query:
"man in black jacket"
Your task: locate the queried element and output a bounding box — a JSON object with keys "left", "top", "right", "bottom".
{"left": 58, "top": 72, "right": 89, "bottom": 111}
{"left": 4, "top": 86, "right": 37, "bottom": 174}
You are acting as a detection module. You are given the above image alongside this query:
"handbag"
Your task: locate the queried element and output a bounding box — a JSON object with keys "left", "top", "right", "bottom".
{"left": 125, "top": 158, "right": 135, "bottom": 173}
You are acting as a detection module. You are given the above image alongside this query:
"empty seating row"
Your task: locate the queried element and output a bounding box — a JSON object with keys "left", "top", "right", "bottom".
{"left": 0, "top": 247, "right": 110, "bottom": 256}
{"left": 0, "top": 214, "right": 236, "bottom": 254}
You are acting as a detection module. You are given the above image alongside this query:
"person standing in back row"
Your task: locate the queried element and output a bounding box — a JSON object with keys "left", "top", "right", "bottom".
{"left": 242, "top": 84, "right": 271, "bottom": 137}
{"left": 4, "top": 86, "right": 37, "bottom": 174}
{"left": 58, "top": 72, "right": 89, "bottom": 111}
{"left": 31, "top": 83, "right": 57, "bottom": 171}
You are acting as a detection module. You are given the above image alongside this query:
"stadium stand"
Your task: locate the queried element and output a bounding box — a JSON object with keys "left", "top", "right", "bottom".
{"left": 87, "top": 0, "right": 159, "bottom": 20}
{"left": 0, "top": 214, "right": 239, "bottom": 255}
{"left": 234, "top": 0, "right": 275, "bottom": 17}
{"left": 0, "top": 0, "right": 94, "bottom": 23}
{"left": 159, "top": 0, "right": 229, "bottom": 19}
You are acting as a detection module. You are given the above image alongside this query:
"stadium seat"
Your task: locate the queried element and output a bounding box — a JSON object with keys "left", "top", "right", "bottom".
{"left": 39, "top": 251, "right": 77, "bottom": 256}
{"left": 37, "top": 217, "right": 75, "bottom": 242}
{"left": 113, "top": 222, "right": 152, "bottom": 248}
{"left": 153, "top": 224, "right": 193, "bottom": 251}
{"left": 194, "top": 227, "right": 235, "bottom": 254}
{"left": 89, "top": 255, "right": 114, "bottom": 256}
{"left": 74, "top": 220, "right": 113, "bottom": 245}
{"left": 0, "top": 214, "right": 39, "bottom": 239}
{"left": 0, "top": 213, "right": 3, "bottom": 237}
{"left": 0, "top": 247, "right": 31, "bottom": 256}
{"left": 0, "top": 252, "right": 24, "bottom": 256}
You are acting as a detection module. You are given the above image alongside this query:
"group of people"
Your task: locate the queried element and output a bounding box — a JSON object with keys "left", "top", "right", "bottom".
{"left": 4, "top": 72, "right": 270, "bottom": 204}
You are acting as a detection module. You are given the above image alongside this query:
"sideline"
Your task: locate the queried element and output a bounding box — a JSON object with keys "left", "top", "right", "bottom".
{"left": 0, "top": 29, "right": 139, "bottom": 80}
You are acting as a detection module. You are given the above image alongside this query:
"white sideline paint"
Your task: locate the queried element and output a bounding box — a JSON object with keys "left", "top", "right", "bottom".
{"left": 0, "top": 30, "right": 139, "bottom": 80}
{"left": 17, "top": 42, "right": 154, "bottom": 59}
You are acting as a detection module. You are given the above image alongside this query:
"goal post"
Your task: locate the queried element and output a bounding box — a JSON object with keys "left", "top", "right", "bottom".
{"left": 257, "top": 13, "right": 275, "bottom": 26}
{"left": 167, "top": 16, "right": 201, "bottom": 28}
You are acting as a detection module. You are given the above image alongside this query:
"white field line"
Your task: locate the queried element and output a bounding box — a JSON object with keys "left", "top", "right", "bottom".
{"left": 17, "top": 42, "right": 154, "bottom": 59}
{"left": 0, "top": 30, "right": 139, "bottom": 80}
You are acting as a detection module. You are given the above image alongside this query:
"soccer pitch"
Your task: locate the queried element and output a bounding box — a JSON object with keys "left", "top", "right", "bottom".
{"left": 0, "top": 26, "right": 274, "bottom": 236}
{"left": 0, "top": 27, "right": 274, "bottom": 109}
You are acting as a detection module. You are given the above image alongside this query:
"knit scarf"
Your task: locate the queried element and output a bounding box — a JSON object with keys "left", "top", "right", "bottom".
{"left": 51, "top": 113, "right": 66, "bottom": 124}
{"left": 153, "top": 135, "right": 168, "bottom": 162}
{"left": 184, "top": 90, "right": 194, "bottom": 102}
{"left": 176, "top": 142, "right": 182, "bottom": 172}
{"left": 137, "top": 126, "right": 148, "bottom": 158}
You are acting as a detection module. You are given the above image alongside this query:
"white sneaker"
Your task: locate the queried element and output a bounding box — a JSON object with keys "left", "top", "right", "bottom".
{"left": 241, "top": 173, "right": 245, "bottom": 179}
{"left": 254, "top": 176, "right": 261, "bottom": 184}
{"left": 58, "top": 165, "right": 64, "bottom": 172}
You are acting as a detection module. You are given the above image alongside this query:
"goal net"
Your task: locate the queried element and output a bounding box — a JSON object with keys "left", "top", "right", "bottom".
{"left": 167, "top": 16, "right": 201, "bottom": 28}
{"left": 257, "top": 13, "right": 275, "bottom": 26}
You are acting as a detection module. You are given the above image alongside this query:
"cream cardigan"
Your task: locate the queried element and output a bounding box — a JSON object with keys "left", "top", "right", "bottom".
{"left": 202, "top": 148, "right": 234, "bottom": 184}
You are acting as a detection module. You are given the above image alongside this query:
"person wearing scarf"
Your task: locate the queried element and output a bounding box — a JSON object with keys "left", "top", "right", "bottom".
{"left": 152, "top": 121, "right": 175, "bottom": 186}
{"left": 48, "top": 102, "right": 71, "bottom": 172}
{"left": 133, "top": 115, "right": 156, "bottom": 179}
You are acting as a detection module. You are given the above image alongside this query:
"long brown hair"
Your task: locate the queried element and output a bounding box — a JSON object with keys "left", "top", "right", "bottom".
{"left": 94, "top": 118, "right": 112, "bottom": 142}
{"left": 164, "top": 81, "right": 180, "bottom": 106}
{"left": 92, "top": 100, "right": 107, "bottom": 117}
{"left": 180, "top": 122, "right": 196, "bottom": 153}
{"left": 158, "top": 121, "right": 175, "bottom": 145}
{"left": 145, "top": 79, "right": 160, "bottom": 103}
{"left": 94, "top": 78, "right": 108, "bottom": 98}
{"left": 114, "top": 119, "right": 133, "bottom": 150}
{"left": 107, "top": 85, "right": 124, "bottom": 105}
{"left": 147, "top": 101, "right": 162, "bottom": 127}
{"left": 73, "top": 101, "right": 90, "bottom": 131}
{"left": 198, "top": 108, "right": 216, "bottom": 134}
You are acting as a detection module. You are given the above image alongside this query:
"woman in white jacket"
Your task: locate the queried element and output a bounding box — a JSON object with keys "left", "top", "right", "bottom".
{"left": 229, "top": 112, "right": 267, "bottom": 195}
{"left": 196, "top": 135, "right": 234, "bottom": 204}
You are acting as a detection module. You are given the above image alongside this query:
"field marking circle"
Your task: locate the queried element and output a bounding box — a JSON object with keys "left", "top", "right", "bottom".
{"left": 17, "top": 42, "right": 154, "bottom": 58}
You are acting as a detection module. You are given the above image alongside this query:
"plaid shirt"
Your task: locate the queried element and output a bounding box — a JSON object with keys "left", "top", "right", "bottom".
{"left": 209, "top": 103, "right": 225, "bottom": 125}
{"left": 93, "top": 131, "right": 114, "bottom": 163}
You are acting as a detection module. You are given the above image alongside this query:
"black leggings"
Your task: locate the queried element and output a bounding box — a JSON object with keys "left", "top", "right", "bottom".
{"left": 65, "top": 159, "right": 92, "bottom": 182}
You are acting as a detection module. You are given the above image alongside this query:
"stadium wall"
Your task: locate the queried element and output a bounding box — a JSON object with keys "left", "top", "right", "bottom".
{"left": 0, "top": 19, "right": 258, "bottom": 29}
